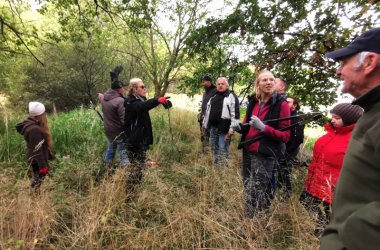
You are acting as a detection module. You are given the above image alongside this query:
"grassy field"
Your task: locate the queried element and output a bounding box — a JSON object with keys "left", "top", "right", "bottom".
{"left": 0, "top": 105, "right": 321, "bottom": 249}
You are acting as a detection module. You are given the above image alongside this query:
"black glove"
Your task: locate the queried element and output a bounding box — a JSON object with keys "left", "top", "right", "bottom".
{"left": 163, "top": 100, "right": 172, "bottom": 109}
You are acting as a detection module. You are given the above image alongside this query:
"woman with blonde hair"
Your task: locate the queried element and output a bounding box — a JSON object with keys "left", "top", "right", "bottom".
{"left": 16, "top": 102, "right": 53, "bottom": 190}
{"left": 239, "top": 70, "right": 291, "bottom": 217}
{"left": 124, "top": 78, "right": 170, "bottom": 194}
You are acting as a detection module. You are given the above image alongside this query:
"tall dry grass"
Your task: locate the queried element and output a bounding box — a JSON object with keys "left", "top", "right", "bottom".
{"left": 0, "top": 105, "right": 320, "bottom": 249}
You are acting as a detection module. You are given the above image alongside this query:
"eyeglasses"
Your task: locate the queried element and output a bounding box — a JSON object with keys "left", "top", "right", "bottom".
{"left": 138, "top": 85, "right": 146, "bottom": 89}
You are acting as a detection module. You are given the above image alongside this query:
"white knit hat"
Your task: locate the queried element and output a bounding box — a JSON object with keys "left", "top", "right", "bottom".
{"left": 29, "top": 102, "right": 46, "bottom": 116}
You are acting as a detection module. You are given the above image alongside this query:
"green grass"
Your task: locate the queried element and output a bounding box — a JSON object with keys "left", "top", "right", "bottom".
{"left": 0, "top": 105, "right": 320, "bottom": 249}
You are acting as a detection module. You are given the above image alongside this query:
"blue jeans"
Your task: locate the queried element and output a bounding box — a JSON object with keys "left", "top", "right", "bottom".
{"left": 104, "top": 136, "right": 129, "bottom": 166}
{"left": 210, "top": 126, "right": 231, "bottom": 168}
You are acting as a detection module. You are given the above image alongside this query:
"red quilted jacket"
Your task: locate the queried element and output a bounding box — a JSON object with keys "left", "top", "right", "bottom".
{"left": 304, "top": 123, "right": 355, "bottom": 204}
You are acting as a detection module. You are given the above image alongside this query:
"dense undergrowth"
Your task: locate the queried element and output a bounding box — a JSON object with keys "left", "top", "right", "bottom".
{"left": 0, "top": 105, "right": 320, "bottom": 249}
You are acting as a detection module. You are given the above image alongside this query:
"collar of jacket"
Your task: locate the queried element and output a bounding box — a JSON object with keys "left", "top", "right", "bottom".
{"left": 132, "top": 93, "right": 147, "bottom": 102}
{"left": 353, "top": 85, "right": 380, "bottom": 112}
{"left": 104, "top": 89, "right": 124, "bottom": 100}
{"left": 205, "top": 84, "right": 216, "bottom": 91}
{"left": 247, "top": 91, "right": 280, "bottom": 105}
{"left": 15, "top": 117, "right": 39, "bottom": 135}
{"left": 216, "top": 89, "right": 231, "bottom": 97}
{"left": 325, "top": 122, "right": 355, "bottom": 134}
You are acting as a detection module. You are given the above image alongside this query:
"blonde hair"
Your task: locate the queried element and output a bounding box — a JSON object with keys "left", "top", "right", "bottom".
{"left": 33, "top": 113, "right": 53, "bottom": 147}
{"left": 255, "top": 70, "right": 275, "bottom": 99}
{"left": 128, "top": 78, "right": 143, "bottom": 95}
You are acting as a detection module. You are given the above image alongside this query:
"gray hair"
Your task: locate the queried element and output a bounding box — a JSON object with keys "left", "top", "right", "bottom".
{"left": 128, "top": 78, "right": 143, "bottom": 95}
{"left": 216, "top": 77, "right": 229, "bottom": 86}
{"left": 354, "top": 51, "right": 380, "bottom": 70}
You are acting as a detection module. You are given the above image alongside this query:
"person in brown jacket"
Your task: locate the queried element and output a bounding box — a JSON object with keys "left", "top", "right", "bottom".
{"left": 16, "top": 102, "right": 53, "bottom": 190}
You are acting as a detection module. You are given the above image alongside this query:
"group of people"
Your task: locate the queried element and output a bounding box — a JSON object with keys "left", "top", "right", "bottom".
{"left": 199, "top": 27, "right": 380, "bottom": 248}
{"left": 97, "top": 77, "right": 171, "bottom": 194}
{"left": 199, "top": 71, "right": 306, "bottom": 216}
{"left": 16, "top": 27, "right": 380, "bottom": 248}
{"left": 17, "top": 77, "right": 171, "bottom": 195}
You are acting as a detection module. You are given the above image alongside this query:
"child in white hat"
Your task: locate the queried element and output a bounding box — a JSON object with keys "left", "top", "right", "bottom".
{"left": 16, "top": 102, "right": 53, "bottom": 192}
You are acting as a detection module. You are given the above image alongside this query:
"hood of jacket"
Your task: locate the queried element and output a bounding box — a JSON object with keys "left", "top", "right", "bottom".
{"left": 103, "top": 89, "right": 123, "bottom": 102}
{"left": 15, "top": 117, "right": 39, "bottom": 135}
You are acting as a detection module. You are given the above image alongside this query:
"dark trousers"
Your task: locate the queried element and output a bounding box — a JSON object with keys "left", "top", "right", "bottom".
{"left": 201, "top": 128, "right": 210, "bottom": 153}
{"left": 268, "top": 161, "right": 278, "bottom": 200}
{"left": 126, "top": 146, "right": 147, "bottom": 194}
{"left": 299, "top": 191, "right": 331, "bottom": 228}
{"left": 31, "top": 162, "right": 46, "bottom": 189}
{"left": 242, "top": 150, "right": 276, "bottom": 218}
{"left": 277, "top": 157, "right": 292, "bottom": 197}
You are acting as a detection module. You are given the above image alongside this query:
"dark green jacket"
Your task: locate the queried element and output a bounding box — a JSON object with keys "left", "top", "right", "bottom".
{"left": 320, "top": 85, "right": 380, "bottom": 250}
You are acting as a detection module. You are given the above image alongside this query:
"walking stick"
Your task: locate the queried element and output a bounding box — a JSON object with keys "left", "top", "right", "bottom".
{"left": 238, "top": 113, "right": 322, "bottom": 148}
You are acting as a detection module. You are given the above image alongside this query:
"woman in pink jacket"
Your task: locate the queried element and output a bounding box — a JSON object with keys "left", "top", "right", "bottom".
{"left": 299, "top": 103, "right": 363, "bottom": 235}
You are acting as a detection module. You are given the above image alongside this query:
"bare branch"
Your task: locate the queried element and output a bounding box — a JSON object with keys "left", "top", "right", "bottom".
{"left": 0, "top": 15, "right": 44, "bottom": 65}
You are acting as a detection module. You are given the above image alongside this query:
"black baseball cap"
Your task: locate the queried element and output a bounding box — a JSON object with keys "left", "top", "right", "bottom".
{"left": 326, "top": 27, "right": 380, "bottom": 61}
{"left": 111, "top": 80, "right": 126, "bottom": 90}
{"left": 202, "top": 75, "right": 212, "bottom": 82}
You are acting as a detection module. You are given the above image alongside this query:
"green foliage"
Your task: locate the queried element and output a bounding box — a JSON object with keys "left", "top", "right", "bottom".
{"left": 178, "top": 47, "right": 254, "bottom": 97}
{"left": 186, "top": 0, "right": 380, "bottom": 109}
{"left": 0, "top": 1, "right": 42, "bottom": 63}
{"left": 39, "top": 0, "right": 214, "bottom": 97}
{"left": 49, "top": 108, "right": 104, "bottom": 158}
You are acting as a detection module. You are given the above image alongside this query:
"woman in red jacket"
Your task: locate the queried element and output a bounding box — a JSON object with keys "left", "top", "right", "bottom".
{"left": 299, "top": 103, "right": 363, "bottom": 235}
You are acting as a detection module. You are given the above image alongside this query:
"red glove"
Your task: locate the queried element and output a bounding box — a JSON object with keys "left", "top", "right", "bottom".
{"left": 39, "top": 166, "right": 49, "bottom": 175}
{"left": 158, "top": 96, "right": 170, "bottom": 105}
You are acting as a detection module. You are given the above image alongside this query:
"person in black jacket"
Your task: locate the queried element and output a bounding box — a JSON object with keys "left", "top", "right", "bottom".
{"left": 202, "top": 77, "right": 240, "bottom": 168}
{"left": 198, "top": 75, "right": 217, "bottom": 153}
{"left": 239, "top": 70, "right": 291, "bottom": 217}
{"left": 124, "top": 78, "right": 170, "bottom": 194}
{"left": 277, "top": 97, "right": 304, "bottom": 198}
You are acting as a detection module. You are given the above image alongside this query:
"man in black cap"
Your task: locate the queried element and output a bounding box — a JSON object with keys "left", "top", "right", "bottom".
{"left": 198, "top": 75, "right": 217, "bottom": 153}
{"left": 320, "top": 27, "right": 380, "bottom": 249}
{"left": 98, "top": 79, "right": 129, "bottom": 168}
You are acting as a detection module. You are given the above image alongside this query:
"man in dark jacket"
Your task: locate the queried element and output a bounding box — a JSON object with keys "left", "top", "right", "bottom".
{"left": 199, "top": 75, "right": 217, "bottom": 153}
{"left": 320, "top": 27, "right": 380, "bottom": 249}
{"left": 99, "top": 80, "right": 129, "bottom": 167}
{"left": 124, "top": 78, "right": 170, "bottom": 193}
{"left": 202, "top": 77, "right": 240, "bottom": 168}
{"left": 277, "top": 97, "right": 304, "bottom": 198}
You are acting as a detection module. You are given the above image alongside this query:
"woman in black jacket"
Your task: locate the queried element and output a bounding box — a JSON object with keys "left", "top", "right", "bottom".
{"left": 124, "top": 78, "right": 170, "bottom": 193}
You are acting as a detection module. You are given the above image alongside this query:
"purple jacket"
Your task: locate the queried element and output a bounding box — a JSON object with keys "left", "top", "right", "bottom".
{"left": 99, "top": 89, "right": 125, "bottom": 139}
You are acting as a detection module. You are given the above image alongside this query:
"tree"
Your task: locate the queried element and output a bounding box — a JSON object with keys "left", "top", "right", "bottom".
{"left": 3, "top": 6, "right": 124, "bottom": 110}
{"left": 0, "top": 0, "right": 43, "bottom": 64}
{"left": 3, "top": 0, "right": 149, "bottom": 110}
{"left": 186, "top": 0, "right": 380, "bottom": 109}
{"left": 41, "top": 0, "right": 212, "bottom": 97}
{"left": 178, "top": 44, "right": 254, "bottom": 99}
